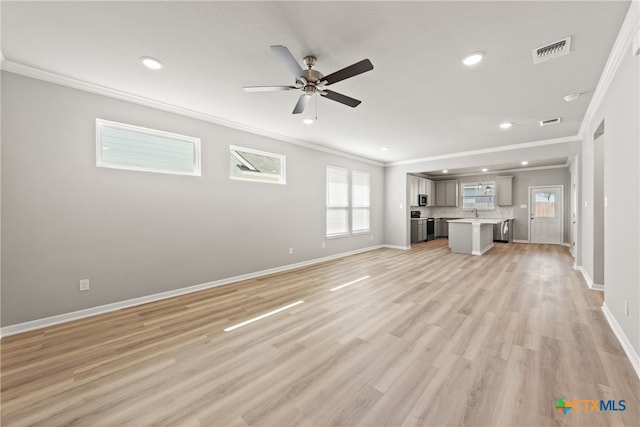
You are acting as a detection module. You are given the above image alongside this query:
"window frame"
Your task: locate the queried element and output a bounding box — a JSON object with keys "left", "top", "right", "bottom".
{"left": 461, "top": 181, "right": 496, "bottom": 211}
{"left": 96, "top": 118, "right": 201, "bottom": 176}
{"left": 229, "top": 145, "right": 286, "bottom": 185}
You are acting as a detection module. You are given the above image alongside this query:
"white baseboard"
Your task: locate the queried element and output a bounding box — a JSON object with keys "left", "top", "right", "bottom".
{"left": 601, "top": 303, "right": 640, "bottom": 379}
{"left": 574, "top": 264, "right": 604, "bottom": 292}
{"left": 383, "top": 244, "right": 411, "bottom": 250}
{"left": 1, "top": 244, "right": 386, "bottom": 338}
{"left": 513, "top": 239, "right": 529, "bottom": 244}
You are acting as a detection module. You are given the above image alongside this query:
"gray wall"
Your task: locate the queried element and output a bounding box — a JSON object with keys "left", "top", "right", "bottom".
{"left": 510, "top": 168, "right": 571, "bottom": 242}
{"left": 1, "top": 72, "right": 384, "bottom": 326}
{"left": 581, "top": 23, "right": 639, "bottom": 358}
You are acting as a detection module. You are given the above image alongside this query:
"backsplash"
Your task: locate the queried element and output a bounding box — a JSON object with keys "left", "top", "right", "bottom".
{"left": 417, "top": 205, "right": 514, "bottom": 219}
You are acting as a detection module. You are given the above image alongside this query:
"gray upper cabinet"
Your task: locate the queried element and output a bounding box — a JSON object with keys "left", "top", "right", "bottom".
{"left": 408, "top": 175, "right": 419, "bottom": 206}
{"left": 435, "top": 180, "right": 458, "bottom": 207}
{"left": 409, "top": 175, "right": 434, "bottom": 206}
{"left": 496, "top": 176, "right": 513, "bottom": 206}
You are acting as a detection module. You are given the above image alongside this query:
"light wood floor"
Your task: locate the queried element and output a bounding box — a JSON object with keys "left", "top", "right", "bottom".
{"left": 1, "top": 240, "right": 638, "bottom": 426}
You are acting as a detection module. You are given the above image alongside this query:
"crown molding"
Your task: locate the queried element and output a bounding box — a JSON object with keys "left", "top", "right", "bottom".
{"left": 579, "top": 0, "right": 639, "bottom": 139}
{"left": 386, "top": 135, "right": 580, "bottom": 167}
{"left": 0, "top": 59, "right": 384, "bottom": 167}
{"left": 422, "top": 163, "right": 569, "bottom": 179}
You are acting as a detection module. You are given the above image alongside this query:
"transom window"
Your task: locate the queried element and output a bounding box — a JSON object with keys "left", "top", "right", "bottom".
{"left": 229, "top": 145, "right": 286, "bottom": 184}
{"left": 96, "top": 119, "right": 201, "bottom": 176}
{"left": 462, "top": 181, "right": 495, "bottom": 210}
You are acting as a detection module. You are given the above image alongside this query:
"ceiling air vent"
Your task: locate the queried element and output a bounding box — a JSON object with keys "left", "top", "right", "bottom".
{"left": 532, "top": 36, "right": 571, "bottom": 64}
{"left": 540, "top": 117, "right": 562, "bottom": 127}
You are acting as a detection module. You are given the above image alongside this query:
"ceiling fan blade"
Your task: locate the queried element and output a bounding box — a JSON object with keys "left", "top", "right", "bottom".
{"left": 243, "top": 85, "right": 296, "bottom": 92}
{"left": 320, "top": 90, "right": 361, "bottom": 108}
{"left": 322, "top": 59, "right": 373, "bottom": 86}
{"left": 292, "top": 94, "right": 312, "bottom": 114}
{"left": 270, "top": 45, "right": 305, "bottom": 79}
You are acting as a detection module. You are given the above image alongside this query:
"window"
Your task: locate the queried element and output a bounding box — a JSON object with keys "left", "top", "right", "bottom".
{"left": 462, "top": 182, "right": 495, "bottom": 210}
{"left": 534, "top": 192, "right": 557, "bottom": 217}
{"left": 326, "top": 166, "right": 349, "bottom": 237}
{"left": 229, "top": 145, "right": 286, "bottom": 184}
{"left": 96, "top": 119, "right": 200, "bottom": 176}
{"left": 326, "top": 166, "right": 371, "bottom": 237}
{"left": 352, "top": 170, "right": 370, "bottom": 233}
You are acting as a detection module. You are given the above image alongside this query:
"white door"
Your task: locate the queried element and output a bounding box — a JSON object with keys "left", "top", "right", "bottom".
{"left": 530, "top": 186, "right": 563, "bottom": 244}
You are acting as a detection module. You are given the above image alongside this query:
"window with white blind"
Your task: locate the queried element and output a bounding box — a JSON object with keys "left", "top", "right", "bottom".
{"left": 326, "top": 166, "right": 349, "bottom": 237}
{"left": 352, "top": 170, "right": 370, "bottom": 233}
{"left": 96, "top": 119, "right": 201, "bottom": 176}
{"left": 326, "top": 166, "right": 371, "bottom": 238}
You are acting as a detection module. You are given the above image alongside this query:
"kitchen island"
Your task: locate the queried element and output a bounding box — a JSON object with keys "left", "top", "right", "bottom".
{"left": 448, "top": 218, "right": 503, "bottom": 255}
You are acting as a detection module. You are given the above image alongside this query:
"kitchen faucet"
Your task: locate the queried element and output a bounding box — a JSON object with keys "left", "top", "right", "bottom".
{"left": 472, "top": 208, "right": 479, "bottom": 218}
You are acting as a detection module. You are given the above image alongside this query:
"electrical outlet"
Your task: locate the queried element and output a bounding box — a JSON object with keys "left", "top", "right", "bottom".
{"left": 322, "top": 242, "right": 326, "bottom": 248}
{"left": 370, "top": 235, "right": 374, "bottom": 240}
{"left": 79, "top": 279, "right": 90, "bottom": 292}
{"left": 625, "top": 300, "right": 629, "bottom": 317}
{"left": 288, "top": 248, "right": 293, "bottom": 254}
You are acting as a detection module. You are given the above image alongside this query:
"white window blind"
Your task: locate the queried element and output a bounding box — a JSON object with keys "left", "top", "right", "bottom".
{"left": 96, "top": 119, "right": 200, "bottom": 176}
{"left": 352, "top": 170, "right": 370, "bottom": 233}
{"left": 326, "top": 166, "right": 349, "bottom": 237}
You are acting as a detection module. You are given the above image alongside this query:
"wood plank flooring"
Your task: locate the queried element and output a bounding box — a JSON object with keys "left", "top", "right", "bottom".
{"left": 2, "top": 240, "right": 639, "bottom": 426}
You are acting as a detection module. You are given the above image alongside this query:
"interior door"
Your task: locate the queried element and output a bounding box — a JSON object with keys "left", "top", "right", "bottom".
{"left": 530, "top": 186, "right": 563, "bottom": 244}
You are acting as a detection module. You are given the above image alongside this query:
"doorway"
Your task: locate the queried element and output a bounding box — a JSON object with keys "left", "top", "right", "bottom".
{"left": 529, "top": 185, "right": 564, "bottom": 244}
{"left": 594, "top": 121, "right": 605, "bottom": 287}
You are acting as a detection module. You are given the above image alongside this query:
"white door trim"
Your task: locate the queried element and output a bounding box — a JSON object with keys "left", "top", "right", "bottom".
{"left": 528, "top": 185, "right": 564, "bottom": 244}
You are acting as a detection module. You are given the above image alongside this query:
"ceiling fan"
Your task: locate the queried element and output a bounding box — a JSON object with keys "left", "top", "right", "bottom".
{"left": 244, "top": 45, "right": 374, "bottom": 114}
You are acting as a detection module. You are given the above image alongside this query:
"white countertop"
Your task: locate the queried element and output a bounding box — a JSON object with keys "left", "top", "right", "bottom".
{"left": 447, "top": 218, "right": 505, "bottom": 225}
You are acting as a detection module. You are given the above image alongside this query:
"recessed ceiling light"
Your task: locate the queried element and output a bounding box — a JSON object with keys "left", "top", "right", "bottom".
{"left": 303, "top": 118, "right": 315, "bottom": 125}
{"left": 499, "top": 122, "right": 513, "bottom": 129}
{"left": 381, "top": 147, "right": 390, "bottom": 151}
{"left": 563, "top": 93, "right": 580, "bottom": 102}
{"left": 442, "top": 169, "right": 448, "bottom": 173}
{"left": 140, "top": 56, "right": 163, "bottom": 70}
{"left": 521, "top": 161, "right": 529, "bottom": 165}
{"left": 482, "top": 168, "right": 488, "bottom": 172}
{"left": 462, "top": 52, "right": 484, "bottom": 66}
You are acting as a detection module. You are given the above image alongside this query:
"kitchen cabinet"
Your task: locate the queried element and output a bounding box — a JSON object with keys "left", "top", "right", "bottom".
{"left": 411, "top": 219, "right": 427, "bottom": 243}
{"left": 418, "top": 179, "right": 427, "bottom": 195}
{"left": 408, "top": 175, "right": 420, "bottom": 206}
{"left": 435, "top": 180, "right": 459, "bottom": 206}
{"left": 409, "top": 176, "right": 434, "bottom": 206}
{"left": 425, "top": 180, "right": 434, "bottom": 206}
{"left": 496, "top": 176, "right": 513, "bottom": 206}
{"left": 441, "top": 219, "right": 449, "bottom": 237}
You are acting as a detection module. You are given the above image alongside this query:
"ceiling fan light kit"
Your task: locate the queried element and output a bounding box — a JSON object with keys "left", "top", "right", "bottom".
{"left": 244, "top": 45, "right": 374, "bottom": 117}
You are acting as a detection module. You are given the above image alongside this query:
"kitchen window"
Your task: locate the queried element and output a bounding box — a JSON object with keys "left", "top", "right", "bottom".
{"left": 326, "top": 166, "right": 371, "bottom": 238}
{"left": 462, "top": 182, "right": 495, "bottom": 210}
{"left": 229, "top": 145, "right": 286, "bottom": 184}
{"left": 96, "top": 119, "right": 201, "bottom": 176}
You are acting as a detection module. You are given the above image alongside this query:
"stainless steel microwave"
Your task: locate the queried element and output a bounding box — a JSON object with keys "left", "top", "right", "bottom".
{"left": 418, "top": 194, "right": 428, "bottom": 206}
